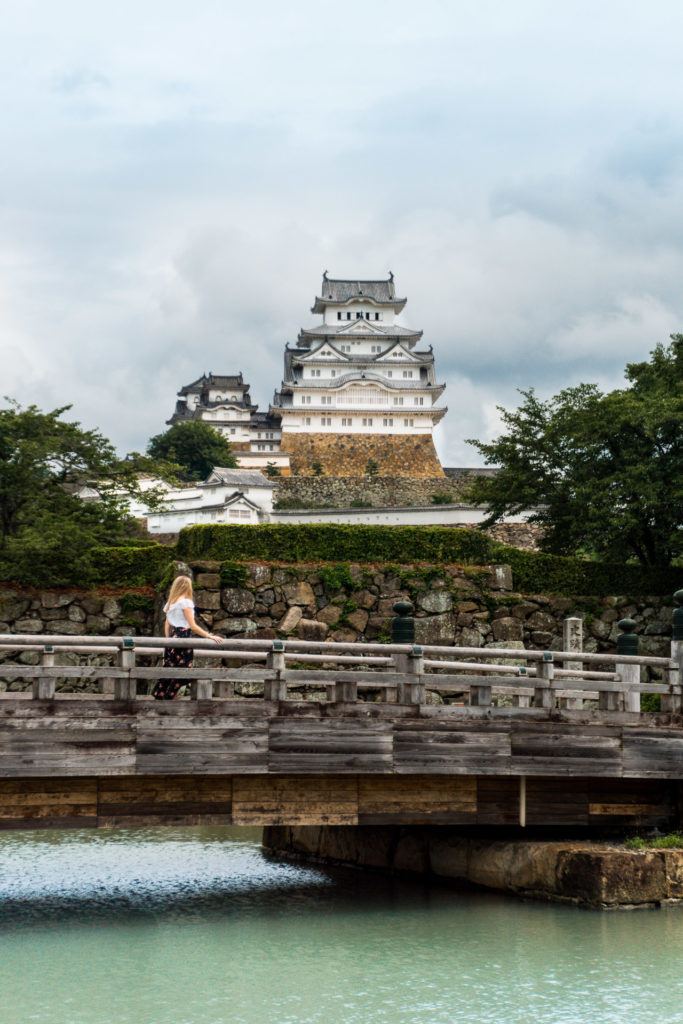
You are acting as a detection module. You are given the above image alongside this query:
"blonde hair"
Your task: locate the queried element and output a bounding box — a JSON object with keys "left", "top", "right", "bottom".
{"left": 164, "top": 575, "right": 193, "bottom": 613}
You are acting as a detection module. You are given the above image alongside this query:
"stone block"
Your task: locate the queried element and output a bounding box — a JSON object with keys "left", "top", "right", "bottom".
{"left": 278, "top": 606, "right": 303, "bottom": 634}
{"left": 457, "top": 601, "right": 480, "bottom": 613}
{"left": 86, "top": 615, "right": 111, "bottom": 634}
{"left": 40, "top": 592, "right": 74, "bottom": 609}
{"left": 283, "top": 581, "right": 316, "bottom": 608}
{"left": 345, "top": 609, "right": 369, "bottom": 633}
{"left": 102, "top": 598, "right": 121, "bottom": 619}
{"left": 351, "top": 590, "right": 376, "bottom": 610}
{"left": 270, "top": 602, "right": 287, "bottom": 618}
{"left": 249, "top": 564, "right": 272, "bottom": 585}
{"left": 316, "top": 605, "right": 342, "bottom": 626}
{"left": 417, "top": 591, "right": 453, "bottom": 614}
{"left": 330, "top": 628, "right": 358, "bottom": 643}
{"left": 458, "top": 627, "right": 483, "bottom": 647}
{"left": 414, "top": 613, "right": 455, "bottom": 645}
{"left": 0, "top": 595, "right": 30, "bottom": 621}
{"left": 296, "top": 618, "right": 329, "bottom": 641}
{"left": 213, "top": 617, "right": 258, "bottom": 635}
{"left": 14, "top": 617, "right": 44, "bottom": 634}
{"left": 81, "top": 597, "right": 104, "bottom": 615}
{"left": 48, "top": 619, "right": 87, "bottom": 635}
{"left": 526, "top": 612, "right": 557, "bottom": 633}
{"left": 195, "top": 572, "right": 220, "bottom": 589}
{"left": 530, "top": 631, "right": 553, "bottom": 646}
{"left": 194, "top": 589, "right": 221, "bottom": 610}
{"left": 258, "top": 588, "right": 276, "bottom": 606}
{"left": 589, "top": 618, "right": 613, "bottom": 640}
{"left": 68, "top": 605, "right": 87, "bottom": 623}
{"left": 489, "top": 565, "right": 513, "bottom": 590}
{"left": 492, "top": 616, "right": 524, "bottom": 642}
{"left": 221, "top": 588, "right": 256, "bottom": 614}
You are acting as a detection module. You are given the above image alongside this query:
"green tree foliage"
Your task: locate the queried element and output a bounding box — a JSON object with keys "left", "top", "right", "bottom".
{"left": 0, "top": 402, "right": 161, "bottom": 585}
{"left": 466, "top": 336, "right": 683, "bottom": 569}
{"left": 146, "top": 421, "right": 236, "bottom": 482}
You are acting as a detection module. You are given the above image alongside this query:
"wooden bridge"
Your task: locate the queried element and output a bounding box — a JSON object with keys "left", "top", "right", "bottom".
{"left": 1, "top": 609, "right": 682, "bottom": 832}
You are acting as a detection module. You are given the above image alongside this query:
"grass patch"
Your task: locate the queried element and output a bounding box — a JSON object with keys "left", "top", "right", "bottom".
{"left": 625, "top": 833, "right": 683, "bottom": 850}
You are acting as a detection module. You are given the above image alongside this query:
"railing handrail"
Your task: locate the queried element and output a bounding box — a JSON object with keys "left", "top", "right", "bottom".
{"left": 0, "top": 633, "right": 674, "bottom": 668}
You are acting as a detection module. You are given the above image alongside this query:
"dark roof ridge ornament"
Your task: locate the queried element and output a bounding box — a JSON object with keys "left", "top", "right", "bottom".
{"left": 388, "top": 271, "right": 394, "bottom": 281}
{"left": 322, "top": 270, "right": 328, "bottom": 280}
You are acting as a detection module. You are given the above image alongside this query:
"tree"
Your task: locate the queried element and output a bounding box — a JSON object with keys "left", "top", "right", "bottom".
{"left": 0, "top": 401, "right": 161, "bottom": 584}
{"left": 466, "top": 335, "right": 683, "bottom": 569}
{"left": 146, "top": 421, "right": 236, "bottom": 481}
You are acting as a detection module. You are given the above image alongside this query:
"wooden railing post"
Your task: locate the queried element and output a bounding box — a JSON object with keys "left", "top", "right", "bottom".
{"left": 333, "top": 677, "right": 358, "bottom": 703}
{"left": 533, "top": 652, "right": 555, "bottom": 709}
{"left": 264, "top": 641, "right": 287, "bottom": 701}
{"left": 114, "top": 637, "right": 137, "bottom": 701}
{"left": 190, "top": 678, "right": 213, "bottom": 700}
{"left": 385, "top": 600, "right": 415, "bottom": 704}
{"left": 665, "top": 590, "right": 683, "bottom": 713}
{"left": 395, "top": 645, "right": 425, "bottom": 706}
{"left": 615, "top": 618, "right": 640, "bottom": 713}
{"left": 560, "top": 616, "right": 584, "bottom": 710}
{"left": 511, "top": 666, "right": 531, "bottom": 708}
{"left": 32, "top": 645, "right": 56, "bottom": 700}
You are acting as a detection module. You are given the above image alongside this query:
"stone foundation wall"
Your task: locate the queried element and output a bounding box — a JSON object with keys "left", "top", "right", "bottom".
{"left": 275, "top": 475, "right": 468, "bottom": 509}
{"left": 263, "top": 827, "right": 683, "bottom": 909}
{"left": 280, "top": 433, "right": 445, "bottom": 477}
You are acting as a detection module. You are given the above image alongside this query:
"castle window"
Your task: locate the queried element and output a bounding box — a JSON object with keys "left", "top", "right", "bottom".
{"left": 341, "top": 417, "right": 353, "bottom": 427}
{"left": 365, "top": 312, "right": 370, "bottom": 319}
{"left": 402, "top": 371, "right": 413, "bottom": 378}
{"left": 337, "top": 312, "right": 342, "bottom": 320}
{"left": 346, "top": 312, "right": 351, "bottom": 320}
{"left": 321, "top": 396, "right": 332, "bottom": 405}
{"left": 362, "top": 417, "right": 373, "bottom": 426}
{"left": 356, "top": 312, "right": 362, "bottom": 319}
{"left": 387, "top": 371, "right": 393, "bottom": 378}
{"left": 321, "top": 416, "right": 331, "bottom": 426}
{"left": 230, "top": 427, "right": 236, "bottom": 434}
{"left": 311, "top": 369, "right": 321, "bottom": 377}
{"left": 305, "top": 417, "right": 311, "bottom": 425}
{"left": 414, "top": 397, "right": 424, "bottom": 406}
{"left": 371, "top": 345, "right": 381, "bottom": 353}
{"left": 383, "top": 417, "right": 394, "bottom": 427}
{"left": 393, "top": 397, "right": 404, "bottom": 406}
{"left": 331, "top": 370, "right": 336, "bottom": 377}
{"left": 403, "top": 418, "right": 414, "bottom": 427}
{"left": 374, "top": 313, "right": 380, "bottom": 320}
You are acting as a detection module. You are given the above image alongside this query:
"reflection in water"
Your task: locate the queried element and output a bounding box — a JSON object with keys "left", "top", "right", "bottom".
{"left": 1, "top": 826, "right": 683, "bottom": 1024}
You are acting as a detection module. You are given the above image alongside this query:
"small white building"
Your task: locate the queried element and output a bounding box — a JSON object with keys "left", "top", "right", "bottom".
{"left": 143, "top": 468, "right": 275, "bottom": 533}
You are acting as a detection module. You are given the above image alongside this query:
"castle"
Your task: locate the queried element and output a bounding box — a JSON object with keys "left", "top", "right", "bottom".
{"left": 169, "top": 273, "right": 447, "bottom": 478}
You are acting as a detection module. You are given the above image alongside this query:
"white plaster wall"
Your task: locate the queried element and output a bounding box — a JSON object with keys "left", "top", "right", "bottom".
{"left": 271, "top": 506, "right": 531, "bottom": 526}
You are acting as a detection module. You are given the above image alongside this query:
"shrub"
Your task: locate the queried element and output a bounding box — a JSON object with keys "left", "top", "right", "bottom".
{"left": 430, "top": 492, "right": 453, "bottom": 505}
{"left": 89, "top": 545, "right": 175, "bottom": 587}
{"left": 176, "top": 524, "right": 682, "bottom": 596}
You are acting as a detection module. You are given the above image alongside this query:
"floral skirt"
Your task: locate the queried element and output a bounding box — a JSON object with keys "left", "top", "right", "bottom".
{"left": 153, "top": 626, "right": 194, "bottom": 700}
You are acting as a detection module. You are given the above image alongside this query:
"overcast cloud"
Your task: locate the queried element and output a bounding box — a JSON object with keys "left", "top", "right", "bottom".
{"left": 2, "top": 0, "right": 683, "bottom": 464}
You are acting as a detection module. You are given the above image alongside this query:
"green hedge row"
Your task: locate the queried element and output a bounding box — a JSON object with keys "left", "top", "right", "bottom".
{"left": 177, "top": 523, "right": 682, "bottom": 597}
{"left": 87, "top": 545, "right": 175, "bottom": 587}
{"left": 178, "top": 523, "right": 496, "bottom": 565}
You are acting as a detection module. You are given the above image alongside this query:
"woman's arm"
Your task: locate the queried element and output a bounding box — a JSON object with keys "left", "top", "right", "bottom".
{"left": 182, "top": 606, "right": 221, "bottom": 643}
{"left": 164, "top": 617, "right": 170, "bottom": 638}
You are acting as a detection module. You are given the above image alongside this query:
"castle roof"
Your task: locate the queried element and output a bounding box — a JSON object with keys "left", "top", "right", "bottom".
{"left": 311, "top": 273, "right": 407, "bottom": 313}
{"left": 299, "top": 322, "right": 421, "bottom": 342}
{"left": 178, "top": 373, "right": 245, "bottom": 395}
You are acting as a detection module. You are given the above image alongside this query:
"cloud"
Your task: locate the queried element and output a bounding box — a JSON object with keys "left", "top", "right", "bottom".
{"left": 1, "top": 0, "right": 683, "bottom": 470}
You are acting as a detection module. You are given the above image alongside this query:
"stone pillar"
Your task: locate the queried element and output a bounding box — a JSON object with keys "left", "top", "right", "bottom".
{"left": 560, "top": 616, "right": 584, "bottom": 710}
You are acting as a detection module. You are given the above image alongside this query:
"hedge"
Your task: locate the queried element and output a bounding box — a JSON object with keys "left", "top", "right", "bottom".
{"left": 88, "top": 545, "right": 175, "bottom": 587}
{"left": 177, "top": 523, "right": 682, "bottom": 597}
{"left": 178, "top": 523, "right": 496, "bottom": 565}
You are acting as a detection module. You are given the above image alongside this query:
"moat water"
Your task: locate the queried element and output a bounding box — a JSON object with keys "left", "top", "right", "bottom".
{"left": 1, "top": 826, "right": 683, "bottom": 1024}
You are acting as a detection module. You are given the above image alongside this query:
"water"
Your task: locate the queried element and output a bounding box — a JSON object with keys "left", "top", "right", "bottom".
{"left": 1, "top": 827, "right": 683, "bottom": 1024}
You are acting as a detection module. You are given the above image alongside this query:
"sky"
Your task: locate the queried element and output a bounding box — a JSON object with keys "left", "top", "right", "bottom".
{"left": 2, "top": 0, "right": 683, "bottom": 465}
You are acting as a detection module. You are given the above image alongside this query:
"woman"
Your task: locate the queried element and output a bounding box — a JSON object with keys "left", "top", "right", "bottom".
{"left": 153, "top": 575, "right": 221, "bottom": 700}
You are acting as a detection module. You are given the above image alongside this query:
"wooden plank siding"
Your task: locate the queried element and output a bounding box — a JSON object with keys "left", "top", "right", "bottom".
{"left": 0, "top": 699, "right": 682, "bottom": 781}
{"left": 0, "top": 774, "right": 679, "bottom": 832}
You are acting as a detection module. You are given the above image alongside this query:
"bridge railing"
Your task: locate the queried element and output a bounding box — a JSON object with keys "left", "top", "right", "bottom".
{"left": 1, "top": 591, "right": 682, "bottom": 714}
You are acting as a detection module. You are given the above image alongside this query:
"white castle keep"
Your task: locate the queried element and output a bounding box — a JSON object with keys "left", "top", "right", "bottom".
{"left": 272, "top": 272, "right": 446, "bottom": 438}
{"left": 169, "top": 273, "right": 447, "bottom": 477}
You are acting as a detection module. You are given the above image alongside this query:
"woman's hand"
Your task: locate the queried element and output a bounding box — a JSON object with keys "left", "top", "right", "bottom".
{"left": 208, "top": 633, "right": 222, "bottom": 644}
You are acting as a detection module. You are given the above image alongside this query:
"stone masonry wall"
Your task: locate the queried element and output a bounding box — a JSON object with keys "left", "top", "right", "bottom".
{"left": 280, "top": 433, "right": 445, "bottom": 477}
{"left": 0, "top": 563, "right": 675, "bottom": 691}
{"left": 275, "top": 475, "right": 468, "bottom": 509}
